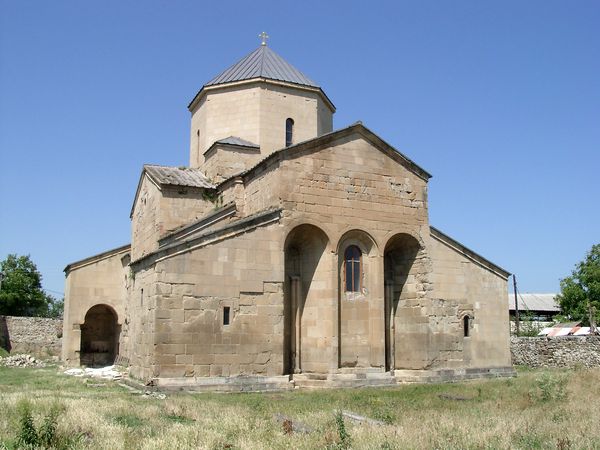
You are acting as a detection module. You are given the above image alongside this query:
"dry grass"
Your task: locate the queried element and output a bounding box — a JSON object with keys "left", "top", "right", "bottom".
{"left": 1, "top": 365, "right": 599, "bottom": 449}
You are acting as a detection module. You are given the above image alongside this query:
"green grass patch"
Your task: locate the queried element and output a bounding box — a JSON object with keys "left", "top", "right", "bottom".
{"left": 0, "top": 366, "right": 599, "bottom": 449}
{"left": 112, "top": 413, "right": 144, "bottom": 428}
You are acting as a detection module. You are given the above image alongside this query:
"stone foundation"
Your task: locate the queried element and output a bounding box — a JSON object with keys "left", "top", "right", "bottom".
{"left": 511, "top": 336, "right": 600, "bottom": 368}
{"left": 0, "top": 316, "right": 63, "bottom": 357}
{"left": 141, "top": 366, "right": 516, "bottom": 392}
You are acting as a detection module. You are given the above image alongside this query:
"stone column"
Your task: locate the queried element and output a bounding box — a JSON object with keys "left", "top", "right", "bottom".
{"left": 329, "top": 250, "right": 340, "bottom": 372}
{"left": 369, "top": 253, "right": 386, "bottom": 368}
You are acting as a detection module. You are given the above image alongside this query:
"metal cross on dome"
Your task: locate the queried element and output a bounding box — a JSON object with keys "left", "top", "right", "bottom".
{"left": 259, "top": 31, "right": 269, "bottom": 46}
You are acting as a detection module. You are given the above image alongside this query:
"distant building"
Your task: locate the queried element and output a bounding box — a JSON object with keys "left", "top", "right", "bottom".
{"left": 507, "top": 293, "right": 560, "bottom": 322}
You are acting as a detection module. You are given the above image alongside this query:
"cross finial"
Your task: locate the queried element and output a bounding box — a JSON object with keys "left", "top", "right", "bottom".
{"left": 259, "top": 31, "right": 269, "bottom": 46}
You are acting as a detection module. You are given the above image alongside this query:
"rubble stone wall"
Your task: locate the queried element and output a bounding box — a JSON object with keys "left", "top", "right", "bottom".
{"left": 511, "top": 336, "right": 600, "bottom": 368}
{"left": 0, "top": 315, "right": 63, "bottom": 357}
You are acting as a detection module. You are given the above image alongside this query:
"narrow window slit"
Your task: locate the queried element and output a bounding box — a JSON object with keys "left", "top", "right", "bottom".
{"left": 223, "top": 306, "right": 231, "bottom": 325}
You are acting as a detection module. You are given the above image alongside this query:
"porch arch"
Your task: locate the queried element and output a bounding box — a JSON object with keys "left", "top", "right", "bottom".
{"left": 80, "top": 304, "right": 120, "bottom": 367}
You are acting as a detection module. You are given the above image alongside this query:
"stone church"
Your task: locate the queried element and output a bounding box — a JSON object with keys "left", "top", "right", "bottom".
{"left": 62, "top": 39, "right": 513, "bottom": 390}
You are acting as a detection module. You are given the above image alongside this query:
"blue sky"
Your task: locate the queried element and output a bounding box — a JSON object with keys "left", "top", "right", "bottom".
{"left": 1, "top": 0, "right": 598, "bottom": 297}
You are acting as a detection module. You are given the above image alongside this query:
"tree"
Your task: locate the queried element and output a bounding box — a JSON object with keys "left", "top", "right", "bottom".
{"left": 47, "top": 297, "right": 64, "bottom": 318}
{"left": 556, "top": 244, "right": 600, "bottom": 326}
{"left": 0, "top": 254, "right": 55, "bottom": 317}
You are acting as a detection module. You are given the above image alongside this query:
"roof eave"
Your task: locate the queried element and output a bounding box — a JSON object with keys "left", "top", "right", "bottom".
{"left": 216, "top": 122, "right": 432, "bottom": 190}
{"left": 187, "top": 78, "right": 335, "bottom": 113}
{"left": 64, "top": 244, "right": 131, "bottom": 274}
{"left": 203, "top": 141, "right": 260, "bottom": 157}
{"left": 129, "top": 167, "right": 162, "bottom": 219}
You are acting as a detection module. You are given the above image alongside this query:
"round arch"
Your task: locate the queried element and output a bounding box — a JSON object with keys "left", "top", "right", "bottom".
{"left": 282, "top": 220, "right": 334, "bottom": 252}
{"left": 283, "top": 223, "right": 331, "bottom": 375}
{"left": 383, "top": 232, "right": 424, "bottom": 371}
{"left": 335, "top": 228, "right": 379, "bottom": 257}
{"left": 80, "top": 304, "right": 120, "bottom": 368}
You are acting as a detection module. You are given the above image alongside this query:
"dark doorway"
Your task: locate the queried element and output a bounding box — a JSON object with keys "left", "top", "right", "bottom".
{"left": 80, "top": 304, "right": 120, "bottom": 367}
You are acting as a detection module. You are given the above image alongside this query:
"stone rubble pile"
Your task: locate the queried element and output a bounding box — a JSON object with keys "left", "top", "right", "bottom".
{"left": 0, "top": 354, "right": 47, "bottom": 368}
{"left": 64, "top": 365, "right": 124, "bottom": 380}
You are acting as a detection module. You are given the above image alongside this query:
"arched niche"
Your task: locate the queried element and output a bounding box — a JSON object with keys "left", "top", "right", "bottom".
{"left": 336, "top": 229, "right": 378, "bottom": 368}
{"left": 383, "top": 233, "right": 422, "bottom": 370}
{"left": 283, "top": 224, "right": 331, "bottom": 374}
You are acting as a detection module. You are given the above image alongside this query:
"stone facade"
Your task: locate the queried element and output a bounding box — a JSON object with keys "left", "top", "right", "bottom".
{"left": 0, "top": 316, "right": 62, "bottom": 357}
{"left": 511, "top": 336, "right": 600, "bottom": 368}
{"left": 62, "top": 44, "right": 513, "bottom": 389}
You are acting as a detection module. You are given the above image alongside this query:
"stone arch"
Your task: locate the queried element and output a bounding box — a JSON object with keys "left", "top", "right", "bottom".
{"left": 284, "top": 224, "right": 332, "bottom": 374}
{"left": 383, "top": 233, "right": 424, "bottom": 370}
{"left": 335, "top": 228, "right": 379, "bottom": 257}
{"left": 80, "top": 304, "right": 120, "bottom": 367}
{"left": 336, "top": 229, "right": 379, "bottom": 368}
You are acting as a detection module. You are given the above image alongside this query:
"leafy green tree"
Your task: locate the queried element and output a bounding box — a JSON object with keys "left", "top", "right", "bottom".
{"left": 0, "top": 254, "right": 55, "bottom": 317}
{"left": 556, "top": 244, "right": 600, "bottom": 326}
{"left": 47, "top": 297, "right": 64, "bottom": 318}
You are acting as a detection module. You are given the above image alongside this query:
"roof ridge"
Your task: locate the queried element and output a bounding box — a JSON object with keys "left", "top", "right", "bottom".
{"left": 259, "top": 45, "right": 266, "bottom": 76}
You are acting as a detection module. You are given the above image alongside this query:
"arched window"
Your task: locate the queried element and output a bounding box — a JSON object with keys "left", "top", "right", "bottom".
{"left": 285, "top": 118, "right": 294, "bottom": 147}
{"left": 344, "top": 245, "right": 362, "bottom": 292}
{"left": 463, "top": 315, "right": 471, "bottom": 337}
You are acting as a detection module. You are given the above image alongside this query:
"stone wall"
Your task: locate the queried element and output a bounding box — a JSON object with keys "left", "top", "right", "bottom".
{"left": 511, "top": 336, "right": 600, "bottom": 368}
{"left": 0, "top": 316, "right": 63, "bottom": 357}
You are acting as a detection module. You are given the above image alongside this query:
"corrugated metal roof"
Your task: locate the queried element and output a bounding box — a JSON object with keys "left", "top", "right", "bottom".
{"left": 507, "top": 293, "right": 560, "bottom": 312}
{"left": 216, "top": 136, "right": 259, "bottom": 147}
{"left": 144, "top": 165, "right": 214, "bottom": 189}
{"left": 206, "top": 45, "right": 318, "bottom": 88}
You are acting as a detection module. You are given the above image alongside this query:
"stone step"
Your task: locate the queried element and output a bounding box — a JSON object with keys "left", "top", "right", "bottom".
{"left": 338, "top": 367, "right": 386, "bottom": 374}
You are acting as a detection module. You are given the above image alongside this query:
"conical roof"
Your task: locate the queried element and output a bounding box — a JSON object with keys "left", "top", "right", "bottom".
{"left": 205, "top": 45, "right": 319, "bottom": 88}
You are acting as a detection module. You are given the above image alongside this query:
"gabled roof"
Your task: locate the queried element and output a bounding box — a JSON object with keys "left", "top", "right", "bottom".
{"left": 206, "top": 45, "right": 318, "bottom": 88}
{"left": 218, "top": 122, "right": 433, "bottom": 186}
{"left": 130, "top": 165, "right": 215, "bottom": 218}
{"left": 144, "top": 164, "right": 214, "bottom": 188}
{"left": 64, "top": 244, "right": 130, "bottom": 274}
{"left": 430, "top": 226, "right": 510, "bottom": 279}
{"left": 215, "top": 136, "right": 259, "bottom": 148}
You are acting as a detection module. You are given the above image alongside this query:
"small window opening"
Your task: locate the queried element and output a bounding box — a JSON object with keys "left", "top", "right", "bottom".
{"left": 344, "top": 245, "right": 362, "bottom": 292}
{"left": 141, "top": 289, "right": 144, "bottom": 307}
{"left": 223, "top": 306, "right": 230, "bottom": 326}
{"left": 285, "top": 118, "right": 294, "bottom": 147}
{"left": 463, "top": 315, "right": 470, "bottom": 337}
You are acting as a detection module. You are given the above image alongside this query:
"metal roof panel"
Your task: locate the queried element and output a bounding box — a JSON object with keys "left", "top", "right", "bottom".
{"left": 206, "top": 45, "right": 318, "bottom": 88}
{"left": 507, "top": 293, "right": 560, "bottom": 312}
{"left": 216, "top": 136, "right": 259, "bottom": 147}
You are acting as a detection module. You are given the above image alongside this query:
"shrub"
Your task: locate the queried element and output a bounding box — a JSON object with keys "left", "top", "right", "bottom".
{"left": 17, "top": 401, "right": 37, "bottom": 447}
{"left": 535, "top": 372, "right": 568, "bottom": 402}
{"left": 15, "top": 401, "right": 73, "bottom": 449}
{"left": 327, "top": 410, "right": 352, "bottom": 450}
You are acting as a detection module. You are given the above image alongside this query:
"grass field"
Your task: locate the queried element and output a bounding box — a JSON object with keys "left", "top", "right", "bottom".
{"left": 0, "top": 365, "right": 598, "bottom": 449}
